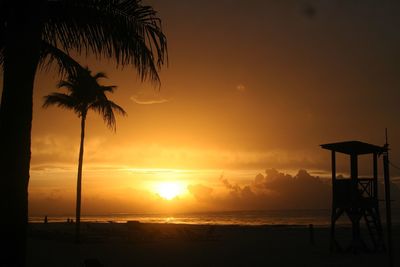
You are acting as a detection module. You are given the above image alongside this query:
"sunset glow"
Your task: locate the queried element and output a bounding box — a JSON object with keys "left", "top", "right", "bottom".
{"left": 17, "top": 0, "right": 399, "bottom": 217}
{"left": 155, "top": 182, "right": 186, "bottom": 200}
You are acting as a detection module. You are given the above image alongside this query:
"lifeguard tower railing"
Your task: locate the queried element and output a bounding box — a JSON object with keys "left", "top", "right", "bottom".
{"left": 333, "top": 177, "right": 377, "bottom": 208}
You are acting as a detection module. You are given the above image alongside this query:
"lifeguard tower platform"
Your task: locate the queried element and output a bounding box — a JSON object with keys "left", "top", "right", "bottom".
{"left": 321, "top": 141, "right": 387, "bottom": 252}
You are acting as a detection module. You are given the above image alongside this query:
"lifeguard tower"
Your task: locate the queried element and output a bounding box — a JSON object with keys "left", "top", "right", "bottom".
{"left": 321, "top": 141, "right": 387, "bottom": 252}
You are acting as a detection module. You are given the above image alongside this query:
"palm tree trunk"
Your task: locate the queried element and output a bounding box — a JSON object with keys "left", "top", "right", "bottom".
{"left": 0, "top": 3, "right": 44, "bottom": 266}
{"left": 75, "top": 113, "right": 86, "bottom": 243}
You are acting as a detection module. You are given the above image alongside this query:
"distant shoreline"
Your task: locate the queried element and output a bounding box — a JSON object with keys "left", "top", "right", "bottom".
{"left": 28, "top": 209, "right": 335, "bottom": 226}
{"left": 29, "top": 221, "right": 330, "bottom": 228}
{"left": 29, "top": 207, "right": 400, "bottom": 227}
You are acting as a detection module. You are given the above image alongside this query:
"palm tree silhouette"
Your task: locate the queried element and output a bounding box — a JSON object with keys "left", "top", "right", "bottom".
{"left": 43, "top": 67, "right": 126, "bottom": 243}
{"left": 1, "top": 1, "right": 167, "bottom": 264}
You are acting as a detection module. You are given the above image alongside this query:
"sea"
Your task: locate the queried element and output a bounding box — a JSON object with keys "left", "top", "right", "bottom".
{"left": 28, "top": 209, "right": 400, "bottom": 226}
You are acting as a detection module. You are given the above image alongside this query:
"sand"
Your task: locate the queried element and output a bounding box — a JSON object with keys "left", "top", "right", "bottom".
{"left": 27, "top": 222, "right": 398, "bottom": 267}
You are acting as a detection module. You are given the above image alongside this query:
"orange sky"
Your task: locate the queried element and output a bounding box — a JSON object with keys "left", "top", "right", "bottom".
{"left": 2, "top": 0, "right": 400, "bottom": 215}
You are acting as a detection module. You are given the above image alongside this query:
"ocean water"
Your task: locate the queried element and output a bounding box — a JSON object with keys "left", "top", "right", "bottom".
{"left": 30, "top": 210, "right": 334, "bottom": 226}
{"left": 30, "top": 209, "right": 400, "bottom": 226}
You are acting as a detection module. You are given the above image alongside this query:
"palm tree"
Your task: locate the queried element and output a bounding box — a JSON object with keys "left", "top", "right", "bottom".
{"left": 43, "top": 67, "right": 126, "bottom": 243}
{"left": 0, "top": 1, "right": 167, "bottom": 264}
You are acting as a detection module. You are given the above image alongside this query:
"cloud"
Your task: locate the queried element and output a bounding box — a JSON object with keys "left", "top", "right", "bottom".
{"left": 30, "top": 135, "right": 79, "bottom": 166}
{"left": 131, "top": 96, "right": 170, "bottom": 105}
{"left": 216, "top": 169, "right": 331, "bottom": 210}
{"left": 130, "top": 90, "right": 170, "bottom": 104}
{"left": 30, "top": 134, "right": 112, "bottom": 168}
{"left": 219, "top": 174, "right": 239, "bottom": 191}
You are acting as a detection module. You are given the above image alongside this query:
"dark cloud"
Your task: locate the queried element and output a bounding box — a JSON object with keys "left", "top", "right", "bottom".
{"left": 263, "top": 169, "right": 331, "bottom": 209}
{"left": 213, "top": 169, "right": 400, "bottom": 211}
{"left": 218, "top": 169, "right": 330, "bottom": 210}
{"left": 219, "top": 174, "right": 241, "bottom": 196}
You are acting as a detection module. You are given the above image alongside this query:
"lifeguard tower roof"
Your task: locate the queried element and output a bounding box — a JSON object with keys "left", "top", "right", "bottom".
{"left": 321, "top": 141, "right": 385, "bottom": 155}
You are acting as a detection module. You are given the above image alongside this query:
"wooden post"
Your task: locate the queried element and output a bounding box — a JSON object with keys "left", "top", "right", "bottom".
{"left": 350, "top": 153, "right": 358, "bottom": 181}
{"left": 350, "top": 153, "right": 361, "bottom": 248}
{"left": 332, "top": 151, "right": 336, "bottom": 183}
{"left": 373, "top": 153, "right": 378, "bottom": 199}
{"left": 383, "top": 148, "right": 393, "bottom": 267}
{"left": 330, "top": 151, "right": 336, "bottom": 251}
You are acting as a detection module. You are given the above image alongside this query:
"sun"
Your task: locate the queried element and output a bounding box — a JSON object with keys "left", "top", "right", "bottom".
{"left": 156, "top": 182, "right": 185, "bottom": 200}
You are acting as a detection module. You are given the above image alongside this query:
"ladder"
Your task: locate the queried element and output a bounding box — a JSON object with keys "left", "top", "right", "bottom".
{"left": 364, "top": 207, "right": 385, "bottom": 252}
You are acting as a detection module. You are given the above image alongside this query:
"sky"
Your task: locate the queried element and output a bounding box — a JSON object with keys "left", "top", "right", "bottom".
{"left": 4, "top": 0, "right": 400, "bottom": 215}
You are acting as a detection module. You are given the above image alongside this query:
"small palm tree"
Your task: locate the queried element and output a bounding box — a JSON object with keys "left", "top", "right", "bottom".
{"left": 43, "top": 67, "right": 126, "bottom": 243}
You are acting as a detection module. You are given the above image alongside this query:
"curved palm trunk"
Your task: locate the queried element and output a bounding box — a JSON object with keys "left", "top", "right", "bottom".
{"left": 0, "top": 3, "right": 44, "bottom": 266}
{"left": 75, "top": 113, "right": 86, "bottom": 243}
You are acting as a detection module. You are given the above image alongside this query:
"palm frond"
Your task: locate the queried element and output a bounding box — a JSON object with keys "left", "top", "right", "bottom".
{"left": 93, "top": 71, "right": 107, "bottom": 80}
{"left": 100, "top": 85, "right": 117, "bottom": 93}
{"left": 43, "top": 92, "right": 77, "bottom": 110}
{"left": 90, "top": 98, "right": 126, "bottom": 131}
{"left": 57, "top": 80, "right": 75, "bottom": 91}
{"left": 42, "top": 0, "right": 168, "bottom": 85}
{"left": 107, "top": 99, "right": 127, "bottom": 116}
{"left": 38, "top": 41, "right": 85, "bottom": 78}
{"left": 43, "top": 92, "right": 88, "bottom": 116}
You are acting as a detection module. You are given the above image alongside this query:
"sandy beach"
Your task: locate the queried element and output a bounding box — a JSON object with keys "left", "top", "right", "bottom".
{"left": 27, "top": 222, "right": 398, "bottom": 267}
